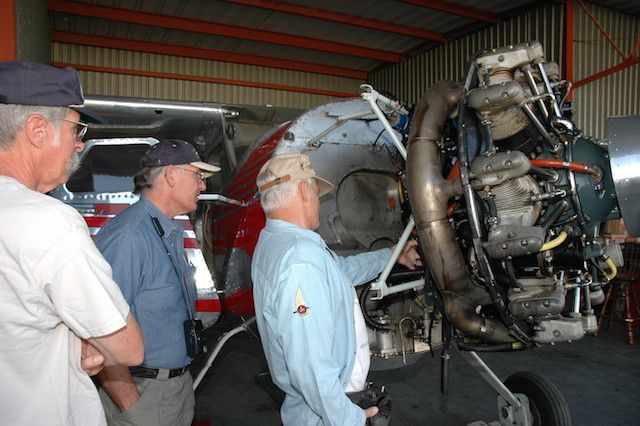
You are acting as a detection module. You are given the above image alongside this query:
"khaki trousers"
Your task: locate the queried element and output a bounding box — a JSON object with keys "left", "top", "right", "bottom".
{"left": 99, "top": 372, "right": 195, "bottom": 426}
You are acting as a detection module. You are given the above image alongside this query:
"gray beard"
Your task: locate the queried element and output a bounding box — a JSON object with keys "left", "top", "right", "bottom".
{"left": 66, "top": 152, "right": 80, "bottom": 177}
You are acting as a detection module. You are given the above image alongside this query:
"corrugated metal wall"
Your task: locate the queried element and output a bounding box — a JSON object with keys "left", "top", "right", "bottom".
{"left": 370, "top": 1, "right": 639, "bottom": 139}
{"left": 572, "top": 3, "right": 640, "bottom": 138}
{"left": 370, "top": 3, "right": 564, "bottom": 104}
{"left": 51, "top": 43, "right": 363, "bottom": 109}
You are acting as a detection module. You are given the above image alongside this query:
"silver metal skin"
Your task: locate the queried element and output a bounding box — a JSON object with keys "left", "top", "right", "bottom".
{"left": 607, "top": 115, "right": 640, "bottom": 236}
{"left": 406, "top": 80, "right": 513, "bottom": 342}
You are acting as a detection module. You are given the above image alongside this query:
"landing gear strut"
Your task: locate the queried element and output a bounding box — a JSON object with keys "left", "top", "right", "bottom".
{"left": 460, "top": 351, "right": 571, "bottom": 426}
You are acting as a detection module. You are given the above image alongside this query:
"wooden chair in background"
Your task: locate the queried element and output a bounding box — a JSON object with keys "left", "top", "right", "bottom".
{"left": 597, "top": 243, "right": 640, "bottom": 344}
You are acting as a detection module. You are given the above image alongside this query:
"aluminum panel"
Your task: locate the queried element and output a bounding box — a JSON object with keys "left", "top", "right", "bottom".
{"left": 607, "top": 115, "right": 640, "bottom": 236}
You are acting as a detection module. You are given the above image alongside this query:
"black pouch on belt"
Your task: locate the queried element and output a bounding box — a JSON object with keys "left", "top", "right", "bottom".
{"left": 346, "top": 383, "right": 391, "bottom": 426}
{"left": 184, "top": 318, "right": 208, "bottom": 358}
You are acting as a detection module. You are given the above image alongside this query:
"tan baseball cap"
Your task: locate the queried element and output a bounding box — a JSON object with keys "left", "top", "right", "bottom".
{"left": 257, "top": 153, "right": 334, "bottom": 197}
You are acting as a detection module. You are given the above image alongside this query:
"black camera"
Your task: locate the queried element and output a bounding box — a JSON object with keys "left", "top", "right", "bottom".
{"left": 347, "top": 384, "right": 391, "bottom": 426}
{"left": 184, "top": 318, "right": 208, "bottom": 358}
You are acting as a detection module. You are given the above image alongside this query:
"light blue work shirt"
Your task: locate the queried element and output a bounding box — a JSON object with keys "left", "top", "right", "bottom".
{"left": 251, "top": 219, "right": 391, "bottom": 426}
{"left": 95, "top": 196, "right": 197, "bottom": 369}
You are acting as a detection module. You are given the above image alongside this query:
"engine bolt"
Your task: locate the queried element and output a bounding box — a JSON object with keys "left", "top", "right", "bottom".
{"left": 520, "top": 240, "right": 528, "bottom": 246}
{"left": 543, "top": 300, "right": 550, "bottom": 307}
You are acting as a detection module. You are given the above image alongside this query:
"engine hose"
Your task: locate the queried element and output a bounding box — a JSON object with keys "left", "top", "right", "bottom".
{"left": 503, "top": 260, "right": 525, "bottom": 290}
{"left": 457, "top": 340, "right": 526, "bottom": 352}
{"left": 604, "top": 257, "right": 618, "bottom": 280}
{"left": 539, "top": 200, "right": 569, "bottom": 231}
{"left": 446, "top": 162, "right": 461, "bottom": 216}
{"left": 530, "top": 158, "right": 594, "bottom": 174}
{"left": 483, "top": 195, "right": 498, "bottom": 223}
{"left": 447, "top": 160, "right": 461, "bottom": 180}
{"left": 359, "top": 283, "right": 393, "bottom": 331}
{"left": 540, "top": 230, "right": 568, "bottom": 251}
{"left": 529, "top": 166, "right": 558, "bottom": 181}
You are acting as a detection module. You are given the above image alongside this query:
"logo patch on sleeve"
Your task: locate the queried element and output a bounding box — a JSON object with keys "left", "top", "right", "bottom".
{"left": 292, "top": 287, "right": 310, "bottom": 316}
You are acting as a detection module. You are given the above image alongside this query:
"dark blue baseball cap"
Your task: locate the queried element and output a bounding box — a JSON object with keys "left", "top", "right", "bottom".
{"left": 0, "top": 61, "right": 85, "bottom": 107}
{"left": 142, "top": 139, "right": 220, "bottom": 177}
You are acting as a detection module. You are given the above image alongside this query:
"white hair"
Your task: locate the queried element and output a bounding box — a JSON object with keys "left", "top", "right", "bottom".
{"left": 257, "top": 168, "right": 316, "bottom": 214}
{"left": 0, "top": 104, "right": 68, "bottom": 150}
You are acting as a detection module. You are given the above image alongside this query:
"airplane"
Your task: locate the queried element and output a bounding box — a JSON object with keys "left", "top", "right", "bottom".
{"left": 51, "top": 40, "right": 640, "bottom": 426}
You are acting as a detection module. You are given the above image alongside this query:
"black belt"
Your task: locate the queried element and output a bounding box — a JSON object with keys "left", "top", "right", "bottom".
{"left": 129, "top": 365, "right": 190, "bottom": 379}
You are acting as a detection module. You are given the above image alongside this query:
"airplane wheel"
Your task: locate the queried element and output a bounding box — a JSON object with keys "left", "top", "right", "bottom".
{"left": 504, "top": 371, "right": 572, "bottom": 426}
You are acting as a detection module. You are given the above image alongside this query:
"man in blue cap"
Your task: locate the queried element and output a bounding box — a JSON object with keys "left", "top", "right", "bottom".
{"left": 95, "top": 139, "right": 220, "bottom": 426}
{"left": 0, "top": 61, "right": 144, "bottom": 426}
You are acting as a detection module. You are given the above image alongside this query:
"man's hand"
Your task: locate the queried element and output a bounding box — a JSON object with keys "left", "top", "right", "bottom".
{"left": 97, "top": 366, "right": 141, "bottom": 412}
{"left": 364, "top": 406, "right": 379, "bottom": 418}
{"left": 396, "top": 239, "right": 423, "bottom": 270}
{"left": 81, "top": 339, "right": 105, "bottom": 376}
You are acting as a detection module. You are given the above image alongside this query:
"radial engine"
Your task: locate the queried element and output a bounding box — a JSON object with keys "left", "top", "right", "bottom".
{"left": 406, "top": 41, "right": 639, "bottom": 348}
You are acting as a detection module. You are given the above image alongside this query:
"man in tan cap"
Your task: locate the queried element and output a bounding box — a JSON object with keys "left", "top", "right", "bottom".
{"left": 251, "top": 153, "right": 421, "bottom": 425}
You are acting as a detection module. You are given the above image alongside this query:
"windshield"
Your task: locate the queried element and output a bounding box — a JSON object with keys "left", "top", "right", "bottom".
{"left": 66, "top": 144, "right": 151, "bottom": 193}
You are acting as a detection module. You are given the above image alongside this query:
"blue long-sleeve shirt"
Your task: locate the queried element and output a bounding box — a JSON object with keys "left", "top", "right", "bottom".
{"left": 94, "top": 197, "right": 197, "bottom": 369}
{"left": 251, "top": 219, "right": 391, "bottom": 426}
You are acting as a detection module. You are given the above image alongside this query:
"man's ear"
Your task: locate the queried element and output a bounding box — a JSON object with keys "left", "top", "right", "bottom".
{"left": 165, "top": 165, "right": 177, "bottom": 188}
{"left": 299, "top": 180, "right": 311, "bottom": 203}
{"left": 23, "top": 114, "right": 50, "bottom": 148}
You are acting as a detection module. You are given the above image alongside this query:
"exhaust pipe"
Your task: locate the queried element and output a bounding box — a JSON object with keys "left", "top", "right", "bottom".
{"left": 406, "top": 80, "right": 513, "bottom": 342}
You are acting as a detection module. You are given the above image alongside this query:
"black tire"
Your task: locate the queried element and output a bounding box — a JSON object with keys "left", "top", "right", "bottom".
{"left": 504, "top": 371, "right": 572, "bottom": 426}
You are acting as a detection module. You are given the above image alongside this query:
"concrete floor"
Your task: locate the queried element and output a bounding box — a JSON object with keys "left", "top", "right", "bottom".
{"left": 193, "top": 318, "right": 640, "bottom": 425}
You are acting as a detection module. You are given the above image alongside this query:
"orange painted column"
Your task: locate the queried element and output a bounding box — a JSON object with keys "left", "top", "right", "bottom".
{"left": 564, "top": 0, "right": 574, "bottom": 100}
{"left": 0, "top": 0, "right": 17, "bottom": 60}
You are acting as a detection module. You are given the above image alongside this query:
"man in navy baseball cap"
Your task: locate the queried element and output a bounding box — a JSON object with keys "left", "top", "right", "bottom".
{"left": 94, "top": 139, "right": 219, "bottom": 425}
{"left": 141, "top": 139, "right": 221, "bottom": 177}
{"left": 0, "top": 62, "right": 145, "bottom": 425}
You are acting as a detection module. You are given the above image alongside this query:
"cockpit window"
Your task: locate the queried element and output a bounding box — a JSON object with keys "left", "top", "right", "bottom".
{"left": 66, "top": 144, "right": 151, "bottom": 193}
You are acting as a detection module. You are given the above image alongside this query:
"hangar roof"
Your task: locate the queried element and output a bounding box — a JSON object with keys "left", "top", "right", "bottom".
{"left": 47, "top": 0, "right": 640, "bottom": 81}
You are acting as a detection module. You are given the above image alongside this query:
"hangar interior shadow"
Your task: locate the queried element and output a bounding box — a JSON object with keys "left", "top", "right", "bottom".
{"left": 193, "top": 316, "right": 640, "bottom": 426}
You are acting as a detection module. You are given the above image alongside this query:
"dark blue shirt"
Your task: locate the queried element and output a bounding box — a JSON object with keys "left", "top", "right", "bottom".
{"left": 94, "top": 197, "right": 196, "bottom": 369}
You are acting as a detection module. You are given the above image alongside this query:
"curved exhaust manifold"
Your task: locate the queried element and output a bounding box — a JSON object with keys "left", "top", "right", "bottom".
{"left": 406, "top": 80, "right": 513, "bottom": 342}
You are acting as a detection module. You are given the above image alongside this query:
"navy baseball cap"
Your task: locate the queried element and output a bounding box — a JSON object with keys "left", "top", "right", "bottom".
{"left": 0, "top": 61, "right": 85, "bottom": 107}
{"left": 142, "top": 139, "right": 220, "bottom": 177}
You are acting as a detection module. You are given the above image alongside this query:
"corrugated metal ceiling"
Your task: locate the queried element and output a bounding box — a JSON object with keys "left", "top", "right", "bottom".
{"left": 49, "top": 0, "right": 543, "bottom": 75}
{"left": 48, "top": 0, "right": 639, "bottom": 84}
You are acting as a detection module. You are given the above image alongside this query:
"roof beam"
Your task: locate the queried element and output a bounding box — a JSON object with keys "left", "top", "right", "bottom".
{"left": 400, "top": 0, "right": 500, "bottom": 24}
{"left": 47, "top": 0, "right": 401, "bottom": 62}
{"left": 52, "top": 31, "right": 368, "bottom": 80}
{"left": 224, "top": 0, "right": 449, "bottom": 42}
{"left": 0, "top": 0, "right": 16, "bottom": 60}
{"left": 573, "top": 55, "right": 640, "bottom": 89}
{"left": 53, "top": 62, "right": 357, "bottom": 98}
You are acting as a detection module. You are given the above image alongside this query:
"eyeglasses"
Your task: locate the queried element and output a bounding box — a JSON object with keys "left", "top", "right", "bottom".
{"left": 62, "top": 118, "right": 89, "bottom": 140}
{"left": 175, "top": 166, "right": 206, "bottom": 181}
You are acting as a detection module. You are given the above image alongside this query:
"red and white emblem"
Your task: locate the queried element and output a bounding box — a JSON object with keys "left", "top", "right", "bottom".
{"left": 293, "top": 288, "right": 309, "bottom": 316}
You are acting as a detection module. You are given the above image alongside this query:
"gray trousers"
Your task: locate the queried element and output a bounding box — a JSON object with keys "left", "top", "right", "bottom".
{"left": 99, "top": 373, "right": 195, "bottom": 426}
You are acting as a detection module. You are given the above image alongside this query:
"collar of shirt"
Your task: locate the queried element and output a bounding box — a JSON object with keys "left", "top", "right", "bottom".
{"left": 139, "top": 196, "right": 181, "bottom": 238}
{"left": 265, "top": 219, "right": 324, "bottom": 244}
